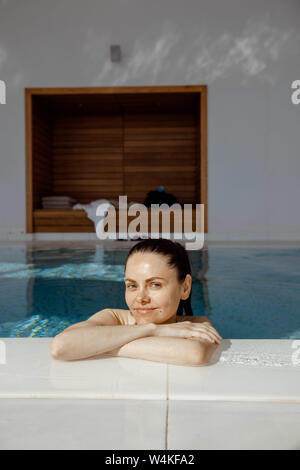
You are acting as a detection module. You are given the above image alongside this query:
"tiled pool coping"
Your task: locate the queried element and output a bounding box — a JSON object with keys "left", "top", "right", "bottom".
{"left": 0, "top": 339, "right": 299, "bottom": 402}
{"left": 1, "top": 338, "right": 300, "bottom": 450}
{"left": 1, "top": 240, "right": 299, "bottom": 448}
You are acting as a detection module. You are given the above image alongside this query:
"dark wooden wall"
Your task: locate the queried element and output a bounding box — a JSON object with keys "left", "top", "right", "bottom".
{"left": 32, "top": 101, "right": 53, "bottom": 210}
{"left": 29, "top": 89, "right": 203, "bottom": 232}
{"left": 124, "top": 112, "right": 197, "bottom": 204}
{"left": 52, "top": 114, "right": 124, "bottom": 204}
{"left": 49, "top": 111, "right": 198, "bottom": 205}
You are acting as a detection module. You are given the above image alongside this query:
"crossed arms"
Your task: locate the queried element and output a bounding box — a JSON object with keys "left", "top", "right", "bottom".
{"left": 50, "top": 309, "right": 221, "bottom": 367}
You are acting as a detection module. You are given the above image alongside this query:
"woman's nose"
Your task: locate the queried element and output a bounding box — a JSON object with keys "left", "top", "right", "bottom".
{"left": 135, "top": 287, "right": 150, "bottom": 302}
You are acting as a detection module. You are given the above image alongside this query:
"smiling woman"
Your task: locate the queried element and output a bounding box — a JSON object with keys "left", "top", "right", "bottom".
{"left": 50, "top": 239, "right": 222, "bottom": 366}
{"left": 124, "top": 238, "right": 193, "bottom": 325}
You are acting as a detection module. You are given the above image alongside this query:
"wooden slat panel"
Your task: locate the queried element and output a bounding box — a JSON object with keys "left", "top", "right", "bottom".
{"left": 27, "top": 87, "right": 207, "bottom": 234}
{"left": 124, "top": 166, "right": 195, "bottom": 173}
{"left": 34, "top": 219, "right": 93, "bottom": 227}
{"left": 124, "top": 147, "right": 196, "bottom": 155}
{"left": 52, "top": 192, "right": 122, "bottom": 199}
{"left": 33, "top": 208, "right": 200, "bottom": 233}
{"left": 125, "top": 177, "right": 195, "bottom": 189}
{"left": 125, "top": 193, "right": 196, "bottom": 203}
{"left": 53, "top": 135, "right": 122, "bottom": 144}
{"left": 53, "top": 143, "right": 123, "bottom": 151}
{"left": 29, "top": 90, "right": 204, "bottom": 232}
{"left": 32, "top": 100, "right": 53, "bottom": 210}
{"left": 54, "top": 128, "right": 123, "bottom": 136}
{"left": 52, "top": 113, "right": 124, "bottom": 203}
{"left": 33, "top": 160, "right": 52, "bottom": 175}
{"left": 53, "top": 184, "right": 123, "bottom": 191}
{"left": 124, "top": 113, "right": 195, "bottom": 126}
{"left": 34, "top": 209, "right": 88, "bottom": 217}
{"left": 27, "top": 85, "right": 206, "bottom": 94}
{"left": 33, "top": 225, "right": 94, "bottom": 232}
{"left": 200, "top": 87, "right": 208, "bottom": 232}
{"left": 125, "top": 127, "right": 196, "bottom": 136}
{"left": 53, "top": 153, "right": 123, "bottom": 159}
{"left": 33, "top": 209, "right": 94, "bottom": 232}
{"left": 124, "top": 152, "right": 196, "bottom": 165}
{"left": 53, "top": 162, "right": 122, "bottom": 170}
{"left": 123, "top": 112, "right": 197, "bottom": 204}
{"left": 33, "top": 140, "right": 52, "bottom": 156}
{"left": 34, "top": 179, "right": 52, "bottom": 189}
{"left": 53, "top": 178, "right": 123, "bottom": 185}
{"left": 53, "top": 114, "right": 123, "bottom": 127}
{"left": 53, "top": 172, "right": 122, "bottom": 179}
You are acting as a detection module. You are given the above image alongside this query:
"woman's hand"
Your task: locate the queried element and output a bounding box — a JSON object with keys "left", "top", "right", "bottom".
{"left": 153, "top": 321, "right": 222, "bottom": 344}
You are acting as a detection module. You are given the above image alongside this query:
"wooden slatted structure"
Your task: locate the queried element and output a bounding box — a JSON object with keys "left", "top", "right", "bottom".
{"left": 25, "top": 86, "right": 207, "bottom": 234}
{"left": 52, "top": 114, "right": 124, "bottom": 203}
{"left": 123, "top": 113, "right": 197, "bottom": 204}
{"left": 32, "top": 100, "right": 53, "bottom": 210}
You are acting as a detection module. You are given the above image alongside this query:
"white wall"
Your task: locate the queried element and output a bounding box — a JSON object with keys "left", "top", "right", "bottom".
{"left": 0, "top": 0, "right": 299, "bottom": 241}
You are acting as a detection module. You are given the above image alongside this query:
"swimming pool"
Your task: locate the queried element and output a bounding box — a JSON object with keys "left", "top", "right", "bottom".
{"left": 0, "top": 245, "right": 299, "bottom": 339}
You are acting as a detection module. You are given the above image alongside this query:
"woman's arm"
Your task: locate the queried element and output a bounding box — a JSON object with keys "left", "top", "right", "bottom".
{"left": 50, "top": 309, "right": 156, "bottom": 361}
{"left": 102, "top": 317, "right": 221, "bottom": 366}
{"left": 102, "top": 336, "right": 219, "bottom": 366}
{"left": 50, "top": 309, "right": 221, "bottom": 365}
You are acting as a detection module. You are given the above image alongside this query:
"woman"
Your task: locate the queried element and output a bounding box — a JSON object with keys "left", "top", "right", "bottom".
{"left": 50, "top": 239, "right": 222, "bottom": 366}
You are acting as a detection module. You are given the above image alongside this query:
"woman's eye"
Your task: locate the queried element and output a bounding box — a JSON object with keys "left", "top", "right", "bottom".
{"left": 126, "top": 283, "right": 160, "bottom": 289}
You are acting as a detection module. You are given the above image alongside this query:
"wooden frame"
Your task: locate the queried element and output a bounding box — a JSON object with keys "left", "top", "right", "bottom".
{"left": 25, "top": 85, "right": 208, "bottom": 234}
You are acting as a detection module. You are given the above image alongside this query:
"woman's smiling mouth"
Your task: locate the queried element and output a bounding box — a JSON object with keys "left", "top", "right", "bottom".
{"left": 134, "top": 308, "right": 157, "bottom": 314}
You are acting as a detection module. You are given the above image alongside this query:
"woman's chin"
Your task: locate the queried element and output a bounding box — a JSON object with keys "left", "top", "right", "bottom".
{"left": 134, "top": 314, "right": 159, "bottom": 325}
{"left": 135, "top": 318, "right": 152, "bottom": 325}
{"left": 137, "top": 314, "right": 176, "bottom": 325}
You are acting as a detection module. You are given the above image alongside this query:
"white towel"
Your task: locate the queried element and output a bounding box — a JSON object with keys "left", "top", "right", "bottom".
{"left": 73, "top": 199, "right": 113, "bottom": 231}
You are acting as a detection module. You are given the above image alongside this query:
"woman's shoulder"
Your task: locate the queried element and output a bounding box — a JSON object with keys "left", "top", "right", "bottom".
{"left": 108, "top": 308, "right": 136, "bottom": 326}
{"left": 176, "top": 315, "right": 212, "bottom": 324}
{"left": 88, "top": 308, "right": 136, "bottom": 326}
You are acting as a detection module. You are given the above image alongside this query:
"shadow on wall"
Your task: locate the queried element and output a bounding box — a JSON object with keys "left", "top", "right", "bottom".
{"left": 0, "top": 3, "right": 299, "bottom": 90}
{"left": 86, "top": 15, "right": 298, "bottom": 87}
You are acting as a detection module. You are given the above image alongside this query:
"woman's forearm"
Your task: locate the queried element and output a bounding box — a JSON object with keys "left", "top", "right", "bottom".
{"left": 103, "top": 336, "right": 214, "bottom": 366}
{"left": 50, "top": 323, "right": 156, "bottom": 361}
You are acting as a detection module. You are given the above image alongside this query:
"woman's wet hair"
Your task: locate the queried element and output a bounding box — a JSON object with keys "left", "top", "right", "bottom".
{"left": 125, "top": 238, "right": 193, "bottom": 316}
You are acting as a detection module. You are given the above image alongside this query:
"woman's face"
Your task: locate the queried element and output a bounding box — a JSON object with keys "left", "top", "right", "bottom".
{"left": 125, "top": 252, "right": 192, "bottom": 325}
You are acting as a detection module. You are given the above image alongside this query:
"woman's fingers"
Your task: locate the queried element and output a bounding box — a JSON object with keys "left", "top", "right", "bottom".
{"left": 200, "top": 325, "right": 222, "bottom": 341}
{"left": 191, "top": 332, "right": 218, "bottom": 343}
{"left": 192, "top": 324, "right": 222, "bottom": 339}
{"left": 202, "top": 333, "right": 221, "bottom": 343}
{"left": 192, "top": 328, "right": 222, "bottom": 343}
{"left": 176, "top": 321, "right": 222, "bottom": 343}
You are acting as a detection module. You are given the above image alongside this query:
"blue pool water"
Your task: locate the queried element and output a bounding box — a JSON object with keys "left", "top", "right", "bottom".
{"left": 0, "top": 245, "right": 299, "bottom": 339}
